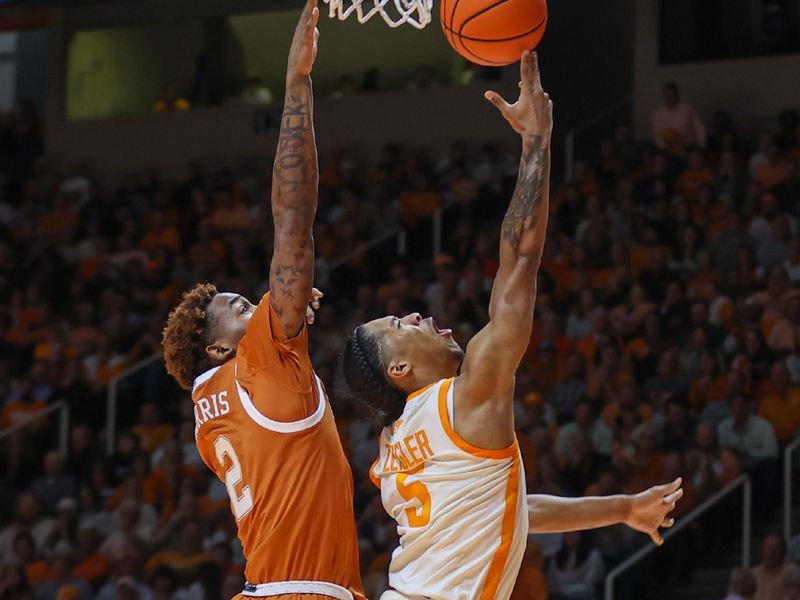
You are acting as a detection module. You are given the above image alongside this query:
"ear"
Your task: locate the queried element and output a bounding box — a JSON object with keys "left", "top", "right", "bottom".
{"left": 206, "top": 343, "right": 234, "bottom": 363}
{"left": 387, "top": 359, "right": 412, "bottom": 382}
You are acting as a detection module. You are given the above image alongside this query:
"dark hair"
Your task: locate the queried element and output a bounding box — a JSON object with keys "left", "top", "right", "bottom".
{"left": 162, "top": 283, "right": 218, "bottom": 390}
{"left": 336, "top": 325, "right": 406, "bottom": 427}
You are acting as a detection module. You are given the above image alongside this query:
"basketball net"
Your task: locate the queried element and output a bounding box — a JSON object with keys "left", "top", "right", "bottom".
{"left": 323, "top": 0, "right": 434, "bottom": 29}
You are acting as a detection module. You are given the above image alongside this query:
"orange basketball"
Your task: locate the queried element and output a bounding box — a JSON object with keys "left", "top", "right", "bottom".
{"left": 440, "top": 0, "right": 548, "bottom": 67}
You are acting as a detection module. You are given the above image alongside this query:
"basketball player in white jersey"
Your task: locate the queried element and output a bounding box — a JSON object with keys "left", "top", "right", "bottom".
{"left": 337, "top": 51, "right": 683, "bottom": 600}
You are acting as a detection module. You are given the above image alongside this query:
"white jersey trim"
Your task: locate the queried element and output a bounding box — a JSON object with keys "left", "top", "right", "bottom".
{"left": 192, "top": 365, "right": 221, "bottom": 393}
{"left": 234, "top": 364, "right": 327, "bottom": 433}
{"left": 241, "top": 580, "right": 354, "bottom": 599}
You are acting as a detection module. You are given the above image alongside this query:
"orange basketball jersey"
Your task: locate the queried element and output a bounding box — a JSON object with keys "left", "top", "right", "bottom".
{"left": 192, "top": 293, "right": 364, "bottom": 599}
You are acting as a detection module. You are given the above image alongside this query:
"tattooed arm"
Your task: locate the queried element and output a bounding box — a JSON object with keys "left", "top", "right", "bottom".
{"left": 269, "top": 0, "right": 321, "bottom": 338}
{"left": 454, "top": 52, "right": 553, "bottom": 449}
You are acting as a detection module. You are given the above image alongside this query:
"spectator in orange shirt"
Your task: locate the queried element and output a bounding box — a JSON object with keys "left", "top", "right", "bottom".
{"left": 72, "top": 521, "right": 110, "bottom": 590}
{"left": 11, "top": 531, "right": 50, "bottom": 588}
{"left": 758, "top": 362, "right": 800, "bottom": 443}
{"left": 676, "top": 149, "right": 714, "bottom": 200}
{"left": 140, "top": 211, "right": 180, "bottom": 253}
{"left": 754, "top": 143, "right": 789, "bottom": 190}
{"left": 131, "top": 403, "right": 175, "bottom": 454}
{"left": 0, "top": 381, "right": 45, "bottom": 430}
{"left": 144, "top": 521, "right": 210, "bottom": 577}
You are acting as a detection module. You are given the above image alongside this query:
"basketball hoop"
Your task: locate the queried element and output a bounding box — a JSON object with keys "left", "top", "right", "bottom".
{"left": 323, "top": 0, "right": 434, "bottom": 29}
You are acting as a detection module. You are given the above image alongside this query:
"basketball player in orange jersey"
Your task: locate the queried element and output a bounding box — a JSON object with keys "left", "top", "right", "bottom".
{"left": 338, "top": 52, "right": 683, "bottom": 600}
{"left": 161, "top": 2, "right": 365, "bottom": 598}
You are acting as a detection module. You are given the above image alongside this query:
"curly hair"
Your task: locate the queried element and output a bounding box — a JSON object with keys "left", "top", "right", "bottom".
{"left": 162, "top": 283, "right": 218, "bottom": 390}
{"left": 335, "top": 325, "right": 406, "bottom": 427}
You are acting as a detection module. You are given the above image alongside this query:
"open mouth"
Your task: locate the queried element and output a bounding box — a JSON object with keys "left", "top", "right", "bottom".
{"left": 430, "top": 318, "right": 453, "bottom": 337}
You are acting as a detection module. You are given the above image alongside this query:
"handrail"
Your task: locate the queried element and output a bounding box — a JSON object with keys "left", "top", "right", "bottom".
{"left": 785, "top": 436, "right": 800, "bottom": 541}
{"left": 0, "top": 400, "right": 70, "bottom": 457}
{"left": 604, "top": 475, "right": 752, "bottom": 600}
{"left": 327, "top": 227, "right": 407, "bottom": 272}
{"left": 564, "top": 97, "right": 632, "bottom": 183}
{"left": 105, "top": 353, "right": 163, "bottom": 455}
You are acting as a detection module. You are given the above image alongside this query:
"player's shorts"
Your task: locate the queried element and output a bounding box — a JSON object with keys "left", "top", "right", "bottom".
{"left": 379, "top": 591, "right": 429, "bottom": 600}
{"left": 233, "top": 580, "right": 357, "bottom": 600}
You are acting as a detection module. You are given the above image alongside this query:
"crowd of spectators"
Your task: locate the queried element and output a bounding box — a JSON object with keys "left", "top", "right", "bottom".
{"left": 1, "top": 89, "right": 800, "bottom": 600}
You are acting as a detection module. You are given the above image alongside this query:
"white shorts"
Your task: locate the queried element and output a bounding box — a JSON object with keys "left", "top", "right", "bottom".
{"left": 380, "top": 592, "right": 428, "bottom": 600}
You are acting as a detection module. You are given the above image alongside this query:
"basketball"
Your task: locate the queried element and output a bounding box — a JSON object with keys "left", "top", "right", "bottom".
{"left": 440, "top": 0, "right": 549, "bottom": 67}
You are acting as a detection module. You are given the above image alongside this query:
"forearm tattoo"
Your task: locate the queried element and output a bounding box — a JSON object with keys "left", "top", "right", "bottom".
{"left": 273, "top": 80, "right": 315, "bottom": 199}
{"left": 269, "top": 77, "right": 317, "bottom": 333}
{"left": 501, "top": 136, "right": 550, "bottom": 251}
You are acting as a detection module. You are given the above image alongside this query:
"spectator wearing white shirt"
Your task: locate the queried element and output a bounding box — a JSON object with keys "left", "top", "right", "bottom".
{"left": 651, "top": 82, "right": 707, "bottom": 152}
{"left": 723, "top": 566, "right": 757, "bottom": 600}
{"left": 718, "top": 395, "right": 778, "bottom": 464}
{"left": 718, "top": 394, "right": 779, "bottom": 519}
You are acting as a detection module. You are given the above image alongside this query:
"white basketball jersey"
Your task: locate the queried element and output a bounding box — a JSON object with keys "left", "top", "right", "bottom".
{"left": 370, "top": 378, "right": 528, "bottom": 600}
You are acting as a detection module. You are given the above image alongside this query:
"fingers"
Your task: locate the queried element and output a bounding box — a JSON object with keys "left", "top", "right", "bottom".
{"left": 306, "top": 306, "right": 316, "bottom": 325}
{"left": 524, "top": 51, "right": 542, "bottom": 92}
{"left": 650, "top": 530, "right": 664, "bottom": 546}
{"left": 484, "top": 90, "right": 511, "bottom": 115}
{"left": 310, "top": 288, "right": 324, "bottom": 310}
{"left": 654, "top": 477, "right": 682, "bottom": 496}
{"left": 661, "top": 518, "right": 675, "bottom": 528}
{"left": 662, "top": 487, "right": 684, "bottom": 508}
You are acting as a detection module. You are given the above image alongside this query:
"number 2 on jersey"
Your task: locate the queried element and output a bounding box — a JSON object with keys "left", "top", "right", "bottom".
{"left": 396, "top": 469, "right": 431, "bottom": 527}
{"left": 214, "top": 435, "right": 254, "bottom": 521}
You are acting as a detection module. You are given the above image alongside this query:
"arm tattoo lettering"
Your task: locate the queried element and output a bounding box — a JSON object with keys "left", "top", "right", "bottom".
{"left": 273, "top": 87, "right": 313, "bottom": 198}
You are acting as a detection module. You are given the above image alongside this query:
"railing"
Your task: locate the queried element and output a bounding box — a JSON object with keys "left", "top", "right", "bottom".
{"left": 0, "top": 400, "right": 70, "bottom": 456}
{"left": 604, "top": 475, "right": 752, "bottom": 600}
{"left": 105, "top": 353, "right": 163, "bottom": 455}
{"left": 564, "top": 97, "right": 633, "bottom": 183}
{"left": 785, "top": 436, "right": 800, "bottom": 541}
{"left": 326, "top": 227, "right": 407, "bottom": 272}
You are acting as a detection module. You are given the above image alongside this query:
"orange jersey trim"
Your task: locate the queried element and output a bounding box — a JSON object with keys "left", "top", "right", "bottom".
{"left": 369, "top": 457, "right": 381, "bottom": 489}
{"left": 480, "top": 452, "right": 521, "bottom": 600}
{"left": 406, "top": 381, "right": 438, "bottom": 403}
{"left": 437, "top": 378, "right": 518, "bottom": 460}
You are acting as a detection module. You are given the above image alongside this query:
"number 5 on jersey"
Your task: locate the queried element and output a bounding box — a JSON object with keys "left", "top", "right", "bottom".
{"left": 396, "top": 467, "right": 431, "bottom": 527}
{"left": 215, "top": 435, "right": 254, "bottom": 521}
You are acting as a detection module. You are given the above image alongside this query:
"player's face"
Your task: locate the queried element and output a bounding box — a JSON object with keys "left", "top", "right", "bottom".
{"left": 206, "top": 293, "right": 256, "bottom": 359}
{"left": 363, "top": 313, "right": 464, "bottom": 378}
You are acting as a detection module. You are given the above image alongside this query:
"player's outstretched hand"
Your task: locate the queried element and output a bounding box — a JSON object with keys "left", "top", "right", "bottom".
{"left": 288, "top": 0, "right": 320, "bottom": 80}
{"left": 306, "top": 287, "right": 324, "bottom": 325}
{"left": 624, "top": 478, "right": 683, "bottom": 546}
{"left": 484, "top": 50, "right": 553, "bottom": 139}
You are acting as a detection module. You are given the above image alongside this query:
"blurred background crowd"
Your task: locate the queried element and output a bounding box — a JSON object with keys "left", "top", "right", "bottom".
{"left": 1, "top": 83, "right": 800, "bottom": 600}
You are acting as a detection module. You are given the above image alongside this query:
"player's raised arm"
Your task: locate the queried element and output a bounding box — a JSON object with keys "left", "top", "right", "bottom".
{"left": 269, "top": 0, "right": 321, "bottom": 339}
{"left": 455, "top": 51, "right": 553, "bottom": 446}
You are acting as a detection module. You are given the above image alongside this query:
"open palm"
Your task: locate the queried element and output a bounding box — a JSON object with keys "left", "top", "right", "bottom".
{"left": 625, "top": 478, "right": 684, "bottom": 545}
{"left": 485, "top": 50, "right": 553, "bottom": 139}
